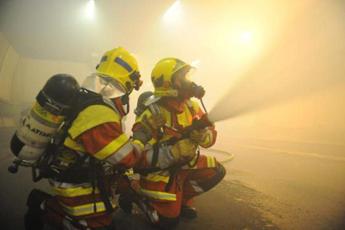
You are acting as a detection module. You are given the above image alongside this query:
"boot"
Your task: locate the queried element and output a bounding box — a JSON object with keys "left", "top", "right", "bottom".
{"left": 180, "top": 205, "right": 197, "bottom": 219}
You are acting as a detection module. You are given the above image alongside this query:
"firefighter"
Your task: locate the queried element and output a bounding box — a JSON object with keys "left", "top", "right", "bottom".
{"left": 132, "top": 58, "right": 226, "bottom": 229}
{"left": 25, "top": 47, "right": 144, "bottom": 230}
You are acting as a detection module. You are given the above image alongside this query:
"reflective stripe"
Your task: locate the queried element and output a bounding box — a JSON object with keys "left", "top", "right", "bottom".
{"left": 115, "top": 57, "right": 133, "bottom": 72}
{"left": 207, "top": 156, "right": 216, "bottom": 168}
{"left": 64, "top": 136, "right": 86, "bottom": 153}
{"left": 143, "top": 174, "right": 170, "bottom": 183}
{"left": 140, "top": 188, "right": 176, "bottom": 201}
{"left": 105, "top": 141, "right": 133, "bottom": 164}
{"left": 189, "top": 154, "right": 198, "bottom": 168}
{"left": 132, "top": 139, "right": 144, "bottom": 152}
{"left": 182, "top": 154, "right": 199, "bottom": 169}
{"left": 94, "top": 134, "right": 129, "bottom": 160}
{"left": 30, "top": 108, "right": 61, "bottom": 128}
{"left": 32, "top": 102, "right": 65, "bottom": 124}
{"left": 190, "top": 180, "right": 204, "bottom": 193}
{"left": 49, "top": 180, "right": 90, "bottom": 188}
{"left": 52, "top": 185, "right": 100, "bottom": 197}
{"left": 60, "top": 200, "right": 116, "bottom": 216}
{"left": 176, "top": 104, "right": 193, "bottom": 128}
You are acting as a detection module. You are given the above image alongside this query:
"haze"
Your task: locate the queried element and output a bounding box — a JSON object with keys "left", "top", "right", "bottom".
{"left": 0, "top": 0, "right": 344, "bottom": 229}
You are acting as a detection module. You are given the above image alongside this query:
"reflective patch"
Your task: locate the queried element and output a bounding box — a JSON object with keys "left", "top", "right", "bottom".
{"left": 94, "top": 134, "right": 129, "bottom": 160}
{"left": 60, "top": 200, "right": 116, "bottom": 216}
{"left": 143, "top": 174, "right": 170, "bottom": 183}
{"left": 207, "top": 156, "right": 216, "bottom": 168}
{"left": 105, "top": 141, "right": 133, "bottom": 164}
{"left": 51, "top": 183, "right": 100, "bottom": 197}
{"left": 64, "top": 136, "right": 86, "bottom": 153}
{"left": 115, "top": 57, "right": 133, "bottom": 72}
{"left": 140, "top": 188, "right": 176, "bottom": 201}
{"left": 32, "top": 102, "right": 64, "bottom": 124}
{"left": 190, "top": 180, "right": 204, "bottom": 193}
{"left": 30, "top": 108, "right": 61, "bottom": 128}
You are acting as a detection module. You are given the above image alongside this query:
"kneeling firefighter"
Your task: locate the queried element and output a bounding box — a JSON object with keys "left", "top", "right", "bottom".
{"left": 132, "top": 58, "right": 226, "bottom": 229}
{"left": 10, "top": 47, "right": 145, "bottom": 229}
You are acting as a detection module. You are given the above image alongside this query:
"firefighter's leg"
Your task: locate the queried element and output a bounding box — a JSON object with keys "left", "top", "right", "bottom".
{"left": 25, "top": 189, "right": 53, "bottom": 230}
{"left": 147, "top": 191, "right": 182, "bottom": 229}
{"left": 184, "top": 155, "right": 226, "bottom": 196}
{"left": 142, "top": 174, "right": 189, "bottom": 229}
{"left": 180, "top": 156, "right": 226, "bottom": 218}
{"left": 148, "top": 200, "right": 181, "bottom": 229}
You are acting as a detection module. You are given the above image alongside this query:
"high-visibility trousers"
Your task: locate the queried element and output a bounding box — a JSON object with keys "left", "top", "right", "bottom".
{"left": 139, "top": 155, "right": 226, "bottom": 218}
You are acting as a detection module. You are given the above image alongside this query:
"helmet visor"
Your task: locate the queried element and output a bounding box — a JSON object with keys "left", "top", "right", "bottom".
{"left": 82, "top": 74, "right": 127, "bottom": 98}
{"left": 99, "top": 75, "right": 127, "bottom": 98}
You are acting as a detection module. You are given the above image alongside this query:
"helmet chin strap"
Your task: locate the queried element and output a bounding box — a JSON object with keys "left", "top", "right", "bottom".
{"left": 109, "top": 95, "right": 129, "bottom": 117}
{"left": 120, "top": 93, "right": 130, "bottom": 115}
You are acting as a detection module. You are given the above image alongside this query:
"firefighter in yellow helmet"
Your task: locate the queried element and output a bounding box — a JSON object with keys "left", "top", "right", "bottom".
{"left": 132, "top": 58, "right": 226, "bottom": 229}
{"left": 32, "top": 47, "right": 146, "bottom": 229}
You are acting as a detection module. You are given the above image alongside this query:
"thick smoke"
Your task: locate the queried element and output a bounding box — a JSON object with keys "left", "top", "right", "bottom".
{"left": 209, "top": 1, "right": 345, "bottom": 123}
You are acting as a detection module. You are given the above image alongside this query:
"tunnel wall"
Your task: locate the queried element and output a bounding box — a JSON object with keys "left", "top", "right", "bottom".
{"left": 11, "top": 57, "right": 91, "bottom": 104}
{"left": 0, "top": 32, "right": 19, "bottom": 102}
{"left": 0, "top": 32, "right": 92, "bottom": 104}
{"left": 0, "top": 32, "right": 92, "bottom": 127}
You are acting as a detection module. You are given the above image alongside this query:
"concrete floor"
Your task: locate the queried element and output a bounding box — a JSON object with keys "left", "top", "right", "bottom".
{"left": 1, "top": 127, "right": 345, "bottom": 229}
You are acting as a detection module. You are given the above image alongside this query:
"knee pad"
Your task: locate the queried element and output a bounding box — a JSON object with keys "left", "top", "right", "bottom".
{"left": 199, "top": 162, "right": 226, "bottom": 192}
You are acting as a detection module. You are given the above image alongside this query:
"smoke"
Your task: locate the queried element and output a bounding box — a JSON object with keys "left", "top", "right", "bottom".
{"left": 208, "top": 1, "right": 345, "bottom": 123}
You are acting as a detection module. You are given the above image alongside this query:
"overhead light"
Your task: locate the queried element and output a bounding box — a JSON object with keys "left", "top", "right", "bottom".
{"left": 163, "top": 0, "right": 182, "bottom": 24}
{"left": 239, "top": 31, "right": 253, "bottom": 44}
{"left": 83, "top": 0, "right": 95, "bottom": 20}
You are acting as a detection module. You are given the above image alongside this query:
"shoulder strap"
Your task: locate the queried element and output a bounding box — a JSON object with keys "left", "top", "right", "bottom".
{"left": 67, "top": 88, "right": 117, "bottom": 124}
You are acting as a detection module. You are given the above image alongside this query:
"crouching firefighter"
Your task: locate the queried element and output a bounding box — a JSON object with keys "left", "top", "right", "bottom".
{"left": 131, "top": 58, "right": 226, "bottom": 229}
{"left": 9, "top": 47, "right": 144, "bottom": 230}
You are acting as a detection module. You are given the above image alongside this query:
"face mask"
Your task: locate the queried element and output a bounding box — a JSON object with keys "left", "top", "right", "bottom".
{"left": 173, "top": 67, "right": 205, "bottom": 100}
{"left": 188, "top": 82, "right": 205, "bottom": 99}
{"left": 177, "top": 79, "right": 205, "bottom": 100}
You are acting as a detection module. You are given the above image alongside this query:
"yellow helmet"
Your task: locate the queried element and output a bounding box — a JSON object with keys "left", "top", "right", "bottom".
{"left": 151, "top": 58, "right": 192, "bottom": 97}
{"left": 96, "top": 47, "right": 142, "bottom": 94}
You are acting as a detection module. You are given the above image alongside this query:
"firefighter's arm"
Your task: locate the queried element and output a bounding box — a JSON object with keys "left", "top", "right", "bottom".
{"left": 77, "top": 122, "right": 142, "bottom": 168}
{"left": 190, "top": 126, "right": 217, "bottom": 148}
{"left": 170, "top": 139, "right": 198, "bottom": 160}
{"left": 67, "top": 105, "right": 141, "bottom": 168}
{"left": 132, "top": 109, "right": 165, "bottom": 148}
{"left": 189, "top": 99, "right": 217, "bottom": 148}
{"left": 142, "top": 138, "right": 198, "bottom": 169}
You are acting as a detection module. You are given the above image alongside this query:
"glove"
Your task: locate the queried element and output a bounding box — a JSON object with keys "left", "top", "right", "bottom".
{"left": 190, "top": 129, "right": 208, "bottom": 145}
{"left": 170, "top": 139, "right": 197, "bottom": 161}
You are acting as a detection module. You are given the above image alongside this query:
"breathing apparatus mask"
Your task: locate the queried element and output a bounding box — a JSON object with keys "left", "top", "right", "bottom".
{"left": 174, "top": 66, "right": 205, "bottom": 100}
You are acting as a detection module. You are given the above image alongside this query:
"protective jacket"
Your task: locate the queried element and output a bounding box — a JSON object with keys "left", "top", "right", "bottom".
{"left": 45, "top": 89, "right": 139, "bottom": 229}
{"left": 132, "top": 98, "right": 219, "bottom": 216}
